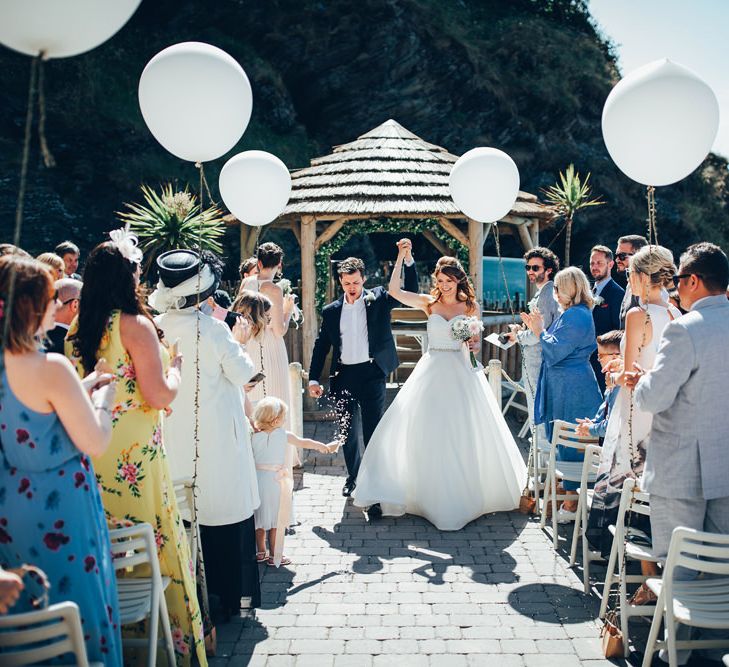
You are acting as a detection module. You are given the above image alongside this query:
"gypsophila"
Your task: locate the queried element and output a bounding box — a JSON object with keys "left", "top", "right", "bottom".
{"left": 593, "top": 295, "right": 605, "bottom": 306}
{"left": 363, "top": 291, "right": 375, "bottom": 305}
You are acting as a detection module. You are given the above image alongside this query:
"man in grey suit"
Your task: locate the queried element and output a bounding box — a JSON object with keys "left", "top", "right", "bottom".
{"left": 628, "top": 242, "right": 729, "bottom": 664}
{"left": 506, "top": 247, "right": 560, "bottom": 444}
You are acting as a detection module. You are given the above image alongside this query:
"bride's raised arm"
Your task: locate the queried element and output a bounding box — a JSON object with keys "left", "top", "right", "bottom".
{"left": 388, "top": 242, "right": 431, "bottom": 313}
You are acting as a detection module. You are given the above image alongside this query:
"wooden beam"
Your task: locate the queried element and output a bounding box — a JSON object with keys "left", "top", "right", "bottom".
{"left": 529, "top": 219, "right": 539, "bottom": 247}
{"left": 239, "top": 224, "right": 259, "bottom": 263}
{"left": 467, "top": 218, "right": 485, "bottom": 364}
{"left": 517, "top": 224, "right": 534, "bottom": 252}
{"left": 437, "top": 217, "right": 470, "bottom": 248}
{"left": 300, "top": 215, "right": 318, "bottom": 370}
{"left": 289, "top": 220, "right": 301, "bottom": 247}
{"left": 422, "top": 230, "right": 451, "bottom": 257}
{"left": 314, "top": 217, "right": 347, "bottom": 251}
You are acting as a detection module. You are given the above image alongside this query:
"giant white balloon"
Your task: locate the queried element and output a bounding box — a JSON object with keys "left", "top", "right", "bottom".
{"left": 139, "top": 42, "right": 252, "bottom": 163}
{"left": 219, "top": 151, "right": 291, "bottom": 227}
{"left": 0, "top": 0, "right": 140, "bottom": 59}
{"left": 449, "top": 148, "right": 520, "bottom": 223}
{"left": 602, "top": 59, "right": 720, "bottom": 187}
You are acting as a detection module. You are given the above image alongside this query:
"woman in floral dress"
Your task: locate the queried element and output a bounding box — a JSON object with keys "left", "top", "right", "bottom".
{"left": 67, "top": 232, "right": 206, "bottom": 665}
{"left": 0, "top": 255, "right": 122, "bottom": 665}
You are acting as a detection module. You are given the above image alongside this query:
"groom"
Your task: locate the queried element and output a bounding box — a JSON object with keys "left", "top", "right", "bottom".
{"left": 308, "top": 239, "right": 418, "bottom": 502}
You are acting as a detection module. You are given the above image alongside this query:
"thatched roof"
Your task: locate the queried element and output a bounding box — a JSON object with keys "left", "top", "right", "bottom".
{"left": 275, "top": 119, "right": 552, "bottom": 221}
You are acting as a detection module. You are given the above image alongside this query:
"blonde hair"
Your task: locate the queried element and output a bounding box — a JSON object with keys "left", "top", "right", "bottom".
{"left": 253, "top": 396, "right": 288, "bottom": 432}
{"left": 231, "top": 289, "right": 271, "bottom": 340}
{"left": 553, "top": 266, "right": 594, "bottom": 309}
{"left": 36, "top": 252, "right": 64, "bottom": 278}
{"left": 630, "top": 245, "right": 676, "bottom": 288}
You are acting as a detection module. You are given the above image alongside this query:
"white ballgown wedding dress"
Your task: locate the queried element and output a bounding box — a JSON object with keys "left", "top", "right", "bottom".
{"left": 352, "top": 313, "right": 527, "bottom": 530}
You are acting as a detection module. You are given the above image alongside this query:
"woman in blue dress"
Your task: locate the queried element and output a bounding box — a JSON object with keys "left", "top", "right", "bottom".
{"left": 522, "top": 266, "right": 602, "bottom": 516}
{"left": 0, "top": 255, "right": 122, "bottom": 665}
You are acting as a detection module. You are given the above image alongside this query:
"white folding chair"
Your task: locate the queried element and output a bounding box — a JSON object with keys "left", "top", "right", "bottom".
{"left": 539, "top": 420, "right": 600, "bottom": 549}
{"left": 598, "top": 478, "right": 658, "bottom": 657}
{"left": 567, "top": 444, "right": 603, "bottom": 591}
{"left": 500, "top": 370, "right": 530, "bottom": 438}
{"left": 173, "top": 477, "right": 198, "bottom": 573}
{"left": 642, "top": 527, "right": 729, "bottom": 667}
{"left": 0, "top": 600, "right": 102, "bottom": 666}
{"left": 109, "top": 522, "right": 176, "bottom": 667}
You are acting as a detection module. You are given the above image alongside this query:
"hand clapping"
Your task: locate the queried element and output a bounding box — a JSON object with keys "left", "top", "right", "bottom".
{"left": 520, "top": 307, "right": 544, "bottom": 336}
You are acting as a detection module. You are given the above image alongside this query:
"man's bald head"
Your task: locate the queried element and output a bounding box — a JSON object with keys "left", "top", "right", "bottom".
{"left": 55, "top": 277, "right": 82, "bottom": 325}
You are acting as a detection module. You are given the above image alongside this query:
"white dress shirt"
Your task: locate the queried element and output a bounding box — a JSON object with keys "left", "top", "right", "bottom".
{"left": 339, "top": 291, "right": 370, "bottom": 365}
{"left": 592, "top": 276, "right": 611, "bottom": 296}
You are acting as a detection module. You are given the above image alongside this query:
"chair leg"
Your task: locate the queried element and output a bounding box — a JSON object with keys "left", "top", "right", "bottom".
{"left": 666, "top": 606, "right": 678, "bottom": 667}
{"left": 158, "top": 588, "right": 176, "bottom": 667}
{"left": 641, "top": 592, "right": 664, "bottom": 667}
{"left": 540, "top": 469, "right": 550, "bottom": 529}
{"left": 599, "top": 537, "right": 618, "bottom": 619}
{"left": 147, "top": 588, "right": 161, "bottom": 667}
{"left": 569, "top": 492, "right": 582, "bottom": 566}
{"left": 550, "top": 474, "right": 559, "bottom": 549}
{"left": 619, "top": 555, "right": 630, "bottom": 658}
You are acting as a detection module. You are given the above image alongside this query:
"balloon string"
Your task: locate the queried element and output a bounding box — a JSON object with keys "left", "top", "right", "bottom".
{"left": 200, "top": 167, "right": 217, "bottom": 207}
{"left": 37, "top": 55, "right": 55, "bottom": 168}
{"left": 646, "top": 186, "right": 658, "bottom": 246}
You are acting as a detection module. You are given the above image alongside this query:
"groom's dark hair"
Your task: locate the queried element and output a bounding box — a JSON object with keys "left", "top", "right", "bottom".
{"left": 337, "top": 257, "right": 365, "bottom": 277}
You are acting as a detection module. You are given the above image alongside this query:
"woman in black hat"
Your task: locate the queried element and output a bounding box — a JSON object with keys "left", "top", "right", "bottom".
{"left": 151, "top": 248, "right": 262, "bottom": 625}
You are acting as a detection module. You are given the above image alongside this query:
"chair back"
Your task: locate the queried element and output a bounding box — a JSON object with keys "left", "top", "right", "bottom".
{"left": 547, "top": 420, "right": 600, "bottom": 465}
{"left": 580, "top": 444, "right": 602, "bottom": 483}
{"left": 666, "top": 527, "right": 729, "bottom": 582}
{"left": 628, "top": 482, "right": 651, "bottom": 518}
{"left": 109, "top": 522, "right": 161, "bottom": 581}
{"left": 173, "top": 477, "right": 195, "bottom": 524}
{"left": 0, "top": 601, "right": 89, "bottom": 666}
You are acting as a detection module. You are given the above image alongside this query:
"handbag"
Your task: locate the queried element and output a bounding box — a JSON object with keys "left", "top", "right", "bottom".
{"left": 600, "top": 609, "right": 624, "bottom": 658}
{"left": 518, "top": 446, "right": 537, "bottom": 514}
{"left": 8, "top": 564, "right": 50, "bottom": 610}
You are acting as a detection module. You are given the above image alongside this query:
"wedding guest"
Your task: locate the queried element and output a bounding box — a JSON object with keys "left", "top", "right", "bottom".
{"left": 151, "top": 249, "right": 261, "bottom": 621}
{"left": 67, "top": 233, "right": 206, "bottom": 665}
{"left": 506, "top": 247, "right": 559, "bottom": 446}
{"left": 251, "top": 397, "right": 334, "bottom": 567}
{"left": 213, "top": 288, "right": 233, "bottom": 309}
{"left": 628, "top": 242, "right": 729, "bottom": 663}
{"left": 0, "top": 244, "right": 30, "bottom": 258}
{"left": 54, "top": 240, "right": 82, "bottom": 279}
{"left": 36, "top": 252, "right": 65, "bottom": 281}
{"left": 239, "top": 243, "right": 296, "bottom": 422}
{"left": 615, "top": 234, "right": 648, "bottom": 327}
{"left": 308, "top": 242, "right": 418, "bottom": 500}
{"left": 45, "top": 277, "right": 81, "bottom": 354}
{"left": 0, "top": 255, "right": 122, "bottom": 665}
{"left": 239, "top": 256, "right": 259, "bottom": 281}
{"left": 588, "top": 245, "right": 624, "bottom": 392}
{"left": 522, "top": 266, "right": 602, "bottom": 518}
{"left": 667, "top": 288, "right": 687, "bottom": 315}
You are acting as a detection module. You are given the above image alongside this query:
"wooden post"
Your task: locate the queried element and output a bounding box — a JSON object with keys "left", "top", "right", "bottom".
{"left": 488, "top": 358, "right": 502, "bottom": 405}
{"left": 467, "top": 218, "right": 485, "bottom": 363}
{"left": 530, "top": 219, "right": 539, "bottom": 247}
{"left": 301, "top": 215, "right": 317, "bottom": 370}
{"left": 288, "top": 362, "right": 304, "bottom": 437}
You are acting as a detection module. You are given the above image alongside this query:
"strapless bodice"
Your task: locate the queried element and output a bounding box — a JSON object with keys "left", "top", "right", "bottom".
{"left": 427, "top": 314, "right": 465, "bottom": 351}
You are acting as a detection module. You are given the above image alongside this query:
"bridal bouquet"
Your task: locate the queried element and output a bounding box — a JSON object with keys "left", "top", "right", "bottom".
{"left": 451, "top": 316, "right": 484, "bottom": 368}
{"left": 278, "top": 278, "right": 304, "bottom": 328}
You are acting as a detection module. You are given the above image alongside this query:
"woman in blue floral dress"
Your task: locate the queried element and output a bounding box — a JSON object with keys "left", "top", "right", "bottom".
{"left": 0, "top": 255, "right": 122, "bottom": 665}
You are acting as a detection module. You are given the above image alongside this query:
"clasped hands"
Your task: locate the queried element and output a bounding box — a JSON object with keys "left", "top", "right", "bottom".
{"left": 520, "top": 307, "right": 544, "bottom": 336}
{"left": 395, "top": 238, "right": 413, "bottom": 262}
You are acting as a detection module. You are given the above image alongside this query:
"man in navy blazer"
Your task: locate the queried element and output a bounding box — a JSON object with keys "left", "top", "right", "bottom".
{"left": 308, "top": 240, "right": 418, "bottom": 499}
{"left": 588, "top": 245, "right": 624, "bottom": 392}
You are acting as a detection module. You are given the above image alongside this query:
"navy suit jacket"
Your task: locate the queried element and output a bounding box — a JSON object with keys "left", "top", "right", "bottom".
{"left": 592, "top": 278, "right": 624, "bottom": 337}
{"left": 309, "top": 263, "right": 418, "bottom": 382}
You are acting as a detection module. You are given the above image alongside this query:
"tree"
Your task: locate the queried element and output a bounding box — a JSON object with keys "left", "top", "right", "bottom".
{"left": 542, "top": 164, "right": 604, "bottom": 266}
{"left": 117, "top": 184, "right": 226, "bottom": 276}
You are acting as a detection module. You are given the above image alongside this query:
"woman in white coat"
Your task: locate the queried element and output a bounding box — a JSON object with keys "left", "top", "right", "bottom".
{"left": 150, "top": 249, "right": 261, "bottom": 620}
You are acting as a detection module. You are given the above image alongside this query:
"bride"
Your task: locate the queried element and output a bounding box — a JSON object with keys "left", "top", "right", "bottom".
{"left": 352, "top": 245, "right": 527, "bottom": 530}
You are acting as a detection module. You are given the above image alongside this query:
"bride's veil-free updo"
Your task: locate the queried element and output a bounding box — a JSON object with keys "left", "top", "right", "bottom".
{"left": 630, "top": 245, "right": 676, "bottom": 288}
{"left": 428, "top": 256, "right": 476, "bottom": 314}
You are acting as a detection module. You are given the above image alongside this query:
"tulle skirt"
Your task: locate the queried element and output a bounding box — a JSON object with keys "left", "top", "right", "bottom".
{"left": 352, "top": 348, "right": 527, "bottom": 530}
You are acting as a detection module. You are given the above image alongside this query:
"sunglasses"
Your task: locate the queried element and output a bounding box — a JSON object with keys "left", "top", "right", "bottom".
{"left": 525, "top": 264, "right": 543, "bottom": 272}
{"left": 672, "top": 273, "right": 702, "bottom": 288}
{"left": 615, "top": 252, "right": 634, "bottom": 261}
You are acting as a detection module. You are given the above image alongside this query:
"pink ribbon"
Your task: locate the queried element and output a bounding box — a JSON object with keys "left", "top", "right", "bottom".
{"left": 255, "top": 460, "right": 294, "bottom": 567}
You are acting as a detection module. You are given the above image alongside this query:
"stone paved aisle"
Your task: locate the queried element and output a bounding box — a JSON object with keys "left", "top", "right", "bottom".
{"left": 209, "top": 421, "right": 629, "bottom": 667}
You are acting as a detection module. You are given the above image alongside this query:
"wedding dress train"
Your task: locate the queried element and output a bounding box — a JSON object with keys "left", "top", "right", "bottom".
{"left": 352, "top": 314, "right": 527, "bottom": 530}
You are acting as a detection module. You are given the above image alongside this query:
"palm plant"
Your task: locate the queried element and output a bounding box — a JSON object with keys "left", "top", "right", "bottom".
{"left": 542, "top": 164, "right": 604, "bottom": 266}
{"left": 117, "top": 184, "right": 226, "bottom": 276}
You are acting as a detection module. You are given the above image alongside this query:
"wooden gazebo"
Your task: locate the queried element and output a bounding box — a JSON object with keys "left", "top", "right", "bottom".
{"left": 236, "top": 119, "right": 553, "bottom": 363}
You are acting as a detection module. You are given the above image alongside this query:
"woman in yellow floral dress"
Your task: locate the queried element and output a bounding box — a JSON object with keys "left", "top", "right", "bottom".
{"left": 67, "top": 233, "right": 206, "bottom": 666}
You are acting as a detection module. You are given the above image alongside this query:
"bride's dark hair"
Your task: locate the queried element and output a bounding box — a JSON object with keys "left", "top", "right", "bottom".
{"left": 428, "top": 256, "right": 476, "bottom": 314}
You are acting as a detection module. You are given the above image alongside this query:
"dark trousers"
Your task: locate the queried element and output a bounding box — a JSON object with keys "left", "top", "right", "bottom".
{"left": 200, "top": 516, "right": 261, "bottom": 619}
{"left": 590, "top": 350, "right": 606, "bottom": 395}
{"left": 331, "top": 361, "right": 387, "bottom": 482}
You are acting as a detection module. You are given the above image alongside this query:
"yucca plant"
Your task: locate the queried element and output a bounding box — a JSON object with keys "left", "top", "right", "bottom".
{"left": 117, "top": 184, "right": 226, "bottom": 276}
{"left": 542, "top": 164, "right": 604, "bottom": 266}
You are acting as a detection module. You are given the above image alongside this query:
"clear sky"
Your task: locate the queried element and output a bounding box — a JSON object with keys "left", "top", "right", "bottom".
{"left": 588, "top": 0, "right": 729, "bottom": 159}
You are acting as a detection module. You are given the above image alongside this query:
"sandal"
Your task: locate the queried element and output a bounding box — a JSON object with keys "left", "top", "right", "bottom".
{"left": 629, "top": 583, "right": 658, "bottom": 606}
{"left": 255, "top": 551, "right": 268, "bottom": 563}
{"left": 267, "top": 555, "right": 291, "bottom": 567}
{"left": 204, "top": 627, "right": 217, "bottom": 657}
